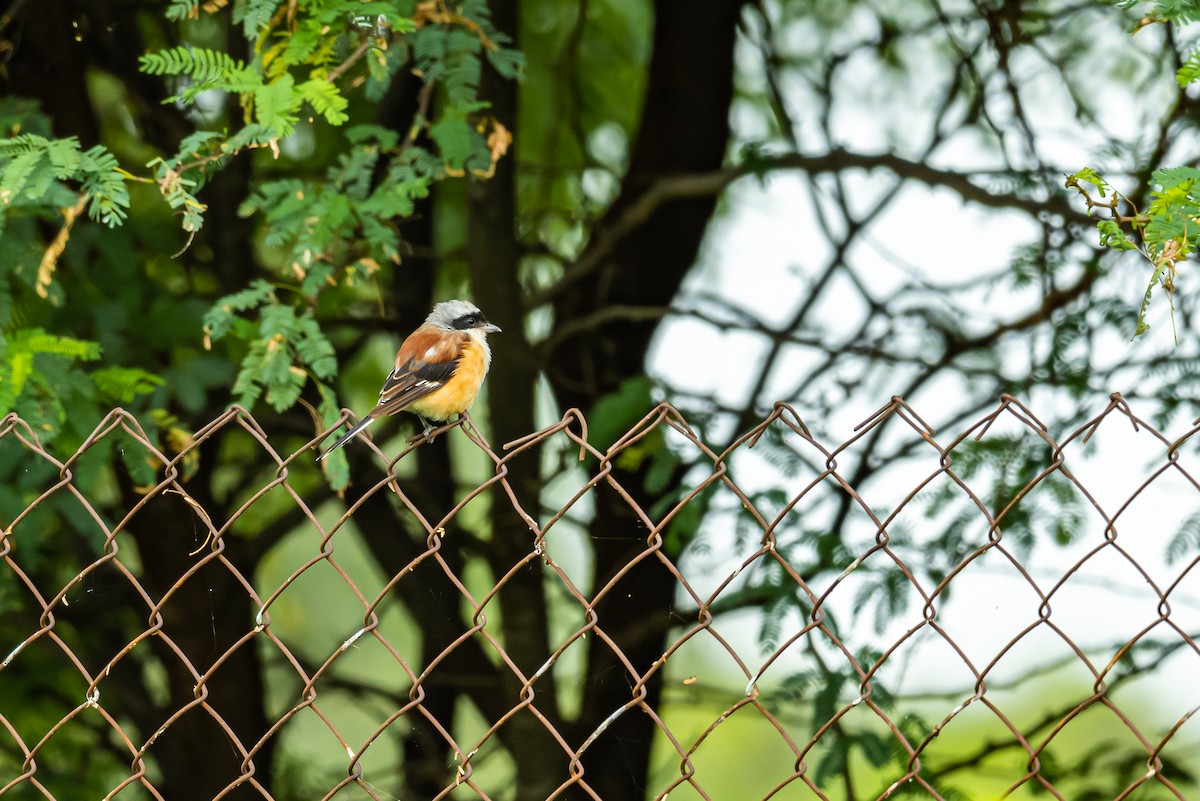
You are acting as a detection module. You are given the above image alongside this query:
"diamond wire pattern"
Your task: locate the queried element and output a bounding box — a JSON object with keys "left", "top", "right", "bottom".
{"left": 1, "top": 394, "right": 1199, "bottom": 799}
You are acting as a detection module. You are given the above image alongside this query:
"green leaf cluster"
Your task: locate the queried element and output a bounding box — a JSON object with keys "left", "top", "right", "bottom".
{"left": 0, "top": 0, "right": 521, "bottom": 465}
{"left": 203, "top": 282, "right": 340, "bottom": 465}
{"left": 1071, "top": 166, "right": 1111, "bottom": 197}
{"left": 166, "top": 0, "right": 201, "bottom": 21}
{"left": 1144, "top": 0, "right": 1200, "bottom": 89}
{"left": 1129, "top": 166, "right": 1200, "bottom": 337}
{"left": 411, "top": 0, "right": 523, "bottom": 173}
{"left": 0, "top": 140, "right": 167, "bottom": 444}
{"left": 1116, "top": 0, "right": 1200, "bottom": 25}
{"left": 1077, "top": 4, "right": 1200, "bottom": 339}
{"left": 237, "top": 125, "right": 433, "bottom": 293}
{"left": 1096, "top": 219, "right": 1136, "bottom": 251}
{"left": 139, "top": 47, "right": 258, "bottom": 97}
{"left": 1070, "top": 165, "right": 1200, "bottom": 338}
{"left": 129, "top": 0, "right": 520, "bottom": 441}
{"left": 0, "top": 134, "right": 129, "bottom": 230}
{"left": 131, "top": 0, "right": 519, "bottom": 237}
{"left": 1143, "top": 166, "right": 1200, "bottom": 247}
{"left": 228, "top": 304, "right": 337, "bottom": 413}
{"left": 0, "top": 327, "right": 159, "bottom": 441}
{"left": 1176, "top": 47, "right": 1200, "bottom": 86}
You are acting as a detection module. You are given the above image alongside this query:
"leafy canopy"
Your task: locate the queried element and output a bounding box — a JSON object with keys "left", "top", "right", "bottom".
{"left": 0, "top": 0, "right": 521, "bottom": 489}
{"left": 1070, "top": 1, "right": 1200, "bottom": 338}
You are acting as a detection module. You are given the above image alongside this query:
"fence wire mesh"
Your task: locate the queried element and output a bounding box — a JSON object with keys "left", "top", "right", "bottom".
{"left": 1, "top": 394, "right": 1199, "bottom": 800}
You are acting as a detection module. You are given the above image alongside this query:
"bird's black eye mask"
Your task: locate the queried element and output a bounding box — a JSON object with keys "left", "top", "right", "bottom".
{"left": 452, "top": 312, "right": 485, "bottom": 330}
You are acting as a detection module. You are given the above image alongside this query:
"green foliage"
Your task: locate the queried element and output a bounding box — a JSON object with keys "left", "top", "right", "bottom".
{"left": 166, "top": 0, "right": 200, "bottom": 21}
{"left": 234, "top": 0, "right": 283, "bottom": 39}
{"left": 1134, "top": 257, "right": 1174, "bottom": 338}
{"left": 0, "top": 329, "right": 102, "bottom": 420}
{"left": 1096, "top": 219, "right": 1136, "bottom": 251}
{"left": 410, "top": 0, "right": 523, "bottom": 173}
{"left": 202, "top": 279, "right": 277, "bottom": 342}
{"left": 0, "top": 326, "right": 131, "bottom": 441}
{"left": 138, "top": 46, "right": 256, "bottom": 93}
{"left": 852, "top": 567, "right": 911, "bottom": 635}
{"left": 1116, "top": 0, "right": 1200, "bottom": 26}
{"left": 1144, "top": 166, "right": 1200, "bottom": 240}
{"left": 127, "top": 0, "right": 518, "bottom": 238}
{"left": 1176, "top": 47, "right": 1200, "bottom": 86}
{"left": 1075, "top": 4, "right": 1200, "bottom": 339}
{"left": 236, "top": 126, "right": 433, "bottom": 291}
{"left": 429, "top": 102, "right": 492, "bottom": 172}
{"left": 298, "top": 77, "right": 351, "bottom": 126}
{"left": 1071, "top": 166, "right": 1111, "bottom": 197}
{"left": 588, "top": 375, "right": 657, "bottom": 450}
{"left": 0, "top": 0, "right": 521, "bottom": 466}
{"left": 78, "top": 147, "right": 131, "bottom": 228}
{"left": 908, "top": 434, "right": 1091, "bottom": 607}
{"left": 145, "top": 155, "right": 208, "bottom": 233}
{"left": 205, "top": 284, "right": 337, "bottom": 418}
{"left": 1067, "top": 165, "right": 1200, "bottom": 338}
{"left": 138, "top": 45, "right": 299, "bottom": 143}
{"left": 0, "top": 328, "right": 156, "bottom": 442}
{"left": 91, "top": 366, "right": 168, "bottom": 405}
{"left": 0, "top": 134, "right": 129, "bottom": 228}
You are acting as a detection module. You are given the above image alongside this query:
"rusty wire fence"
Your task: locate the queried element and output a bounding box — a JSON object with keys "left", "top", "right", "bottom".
{"left": 2, "top": 394, "right": 1200, "bottom": 800}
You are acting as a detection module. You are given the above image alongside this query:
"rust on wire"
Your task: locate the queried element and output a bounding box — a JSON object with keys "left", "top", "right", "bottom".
{"left": 1, "top": 395, "right": 1199, "bottom": 800}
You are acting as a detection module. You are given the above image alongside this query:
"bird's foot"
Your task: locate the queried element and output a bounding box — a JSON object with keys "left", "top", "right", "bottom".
{"left": 407, "top": 417, "right": 438, "bottom": 444}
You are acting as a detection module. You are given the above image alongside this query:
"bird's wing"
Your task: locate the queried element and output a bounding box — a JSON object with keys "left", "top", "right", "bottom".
{"left": 371, "top": 328, "right": 465, "bottom": 417}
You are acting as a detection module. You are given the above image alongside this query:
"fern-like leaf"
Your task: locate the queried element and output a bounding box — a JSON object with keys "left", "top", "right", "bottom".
{"left": 1119, "top": 0, "right": 1200, "bottom": 25}
{"left": 203, "top": 280, "right": 276, "bottom": 342}
{"left": 252, "top": 75, "right": 302, "bottom": 135}
{"left": 92, "top": 366, "right": 166, "bottom": 404}
{"left": 299, "top": 78, "right": 350, "bottom": 126}
{"left": 79, "top": 146, "right": 130, "bottom": 227}
{"left": 165, "top": 0, "right": 199, "bottom": 21}
{"left": 139, "top": 46, "right": 249, "bottom": 84}
{"left": 234, "top": 0, "right": 282, "bottom": 38}
{"left": 293, "top": 312, "right": 337, "bottom": 379}
{"left": 14, "top": 329, "right": 102, "bottom": 360}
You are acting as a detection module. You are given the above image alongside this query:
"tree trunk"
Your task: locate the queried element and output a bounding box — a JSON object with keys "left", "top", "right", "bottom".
{"left": 545, "top": 1, "right": 747, "bottom": 797}
{"left": 468, "top": 1, "right": 569, "bottom": 797}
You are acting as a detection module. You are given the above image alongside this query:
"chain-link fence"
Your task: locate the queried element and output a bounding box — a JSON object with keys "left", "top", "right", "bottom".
{"left": 2, "top": 394, "right": 1198, "bottom": 799}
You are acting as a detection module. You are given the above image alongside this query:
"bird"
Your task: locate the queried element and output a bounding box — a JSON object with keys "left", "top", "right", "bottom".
{"left": 316, "top": 299, "right": 501, "bottom": 461}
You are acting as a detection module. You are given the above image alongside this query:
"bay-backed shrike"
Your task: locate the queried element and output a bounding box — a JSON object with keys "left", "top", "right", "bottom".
{"left": 317, "top": 299, "right": 500, "bottom": 461}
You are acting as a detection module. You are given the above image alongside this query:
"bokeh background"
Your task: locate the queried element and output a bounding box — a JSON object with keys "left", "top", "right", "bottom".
{"left": 2, "top": 0, "right": 1200, "bottom": 798}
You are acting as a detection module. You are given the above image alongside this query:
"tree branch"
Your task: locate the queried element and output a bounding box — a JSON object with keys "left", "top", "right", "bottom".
{"left": 529, "top": 150, "right": 1083, "bottom": 309}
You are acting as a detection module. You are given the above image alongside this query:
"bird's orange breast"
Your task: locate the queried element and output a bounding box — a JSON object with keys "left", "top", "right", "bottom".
{"left": 406, "top": 339, "right": 489, "bottom": 421}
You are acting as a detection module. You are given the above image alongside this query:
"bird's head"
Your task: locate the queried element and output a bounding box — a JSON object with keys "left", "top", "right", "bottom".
{"left": 426, "top": 299, "right": 502, "bottom": 336}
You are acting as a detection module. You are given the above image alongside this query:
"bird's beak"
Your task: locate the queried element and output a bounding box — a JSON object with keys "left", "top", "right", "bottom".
{"left": 482, "top": 322, "right": 502, "bottom": 334}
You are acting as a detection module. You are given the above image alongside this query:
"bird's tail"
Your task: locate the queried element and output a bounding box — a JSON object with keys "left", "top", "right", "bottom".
{"left": 316, "top": 416, "right": 375, "bottom": 461}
